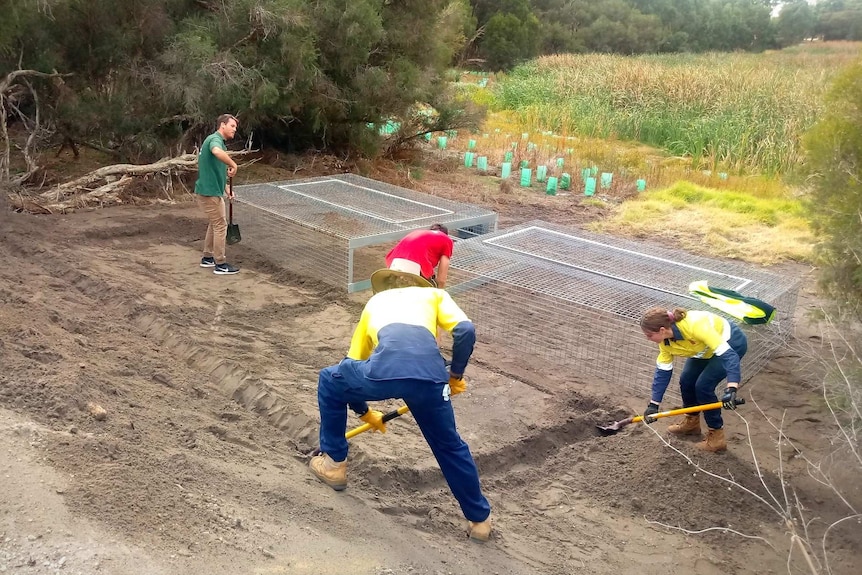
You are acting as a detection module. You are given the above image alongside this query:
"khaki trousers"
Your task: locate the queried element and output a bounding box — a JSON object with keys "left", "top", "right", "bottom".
{"left": 196, "top": 194, "right": 227, "bottom": 264}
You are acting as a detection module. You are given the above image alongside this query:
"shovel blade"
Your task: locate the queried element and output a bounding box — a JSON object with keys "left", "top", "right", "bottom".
{"left": 596, "top": 417, "right": 633, "bottom": 436}
{"left": 596, "top": 423, "right": 622, "bottom": 436}
{"left": 227, "top": 224, "right": 242, "bottom": 245}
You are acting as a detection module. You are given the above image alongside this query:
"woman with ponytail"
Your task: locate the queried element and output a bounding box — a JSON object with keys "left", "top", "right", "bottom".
{"left": 639, "top": 307, "right": 748, "bottom": 452}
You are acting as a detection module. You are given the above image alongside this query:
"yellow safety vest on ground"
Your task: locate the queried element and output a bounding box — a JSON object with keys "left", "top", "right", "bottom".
{"left": 688, "top": 280, "right": 776, "bottom": 325}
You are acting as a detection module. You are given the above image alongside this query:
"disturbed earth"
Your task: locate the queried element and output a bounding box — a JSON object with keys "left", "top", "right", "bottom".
{"left": 0, "top": 179, "right": 861, "bottom": 575}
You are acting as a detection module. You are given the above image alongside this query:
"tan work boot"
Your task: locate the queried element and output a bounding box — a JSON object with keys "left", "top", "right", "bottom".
{"left": 309, "top": 453, "right": 347, "bottom": 491}
{"left": 667, "top": 414, "right": 702, "bottom": 436}
{"left": 696, "top": 428, "right": 727, "bottom": 452}
{"left": 467, "top": 517, "right": 492, "bottom": 541}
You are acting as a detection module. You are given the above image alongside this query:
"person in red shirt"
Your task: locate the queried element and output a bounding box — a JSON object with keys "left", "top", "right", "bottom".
{"left": 385, "top": 224, "right": 454, "bottom": 288}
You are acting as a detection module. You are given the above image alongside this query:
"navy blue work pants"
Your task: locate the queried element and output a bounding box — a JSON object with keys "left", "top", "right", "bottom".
{"left": 679, "top": 324, "right": 748, "bottom": 429}
{"left": 317, "top": 359, "right": 491, "bottom": 523}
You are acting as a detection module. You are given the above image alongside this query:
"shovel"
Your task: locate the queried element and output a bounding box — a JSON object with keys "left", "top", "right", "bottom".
{"left": 596, "top": 397, "right": 745, "bottom": 436}
{"left": 307, "top": 405, "right": 411, "bottom": 457}
{"left": 226, "top": 178, "right": 241, "bottom": 245}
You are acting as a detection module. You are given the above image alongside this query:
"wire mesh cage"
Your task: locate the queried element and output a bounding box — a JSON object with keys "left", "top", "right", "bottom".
{"left": 234, "top": 174, "right": 498, "bottom": 292}
{"left": 447, "top": 220, "right": 799, "bottom": 402}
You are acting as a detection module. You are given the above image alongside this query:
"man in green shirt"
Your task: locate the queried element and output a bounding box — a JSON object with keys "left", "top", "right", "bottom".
{"left": 195, "top": 114, "right": 240, "bottom": 275}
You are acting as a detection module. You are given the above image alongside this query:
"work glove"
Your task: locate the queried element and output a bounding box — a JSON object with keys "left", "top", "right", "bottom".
{"left": 722, "top": 387, "right": 738, "bottom": 410}
{"left": 643, "top": 402, "right": 660, "bottom": 423}
{"left": 449, "top": 374, "right": 467, "bottom": 396}
{"left": 359, "top": 409, "right": 387, "bottom": 433}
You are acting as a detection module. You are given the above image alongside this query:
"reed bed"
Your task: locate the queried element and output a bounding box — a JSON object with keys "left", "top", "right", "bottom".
{"left": 492, "top": 43, "right": 861, "bottom": 175}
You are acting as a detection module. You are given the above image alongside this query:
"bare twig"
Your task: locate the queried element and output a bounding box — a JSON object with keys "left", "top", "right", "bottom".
{"left": 822, "top": 514, "right": 862, "bottom": 575}
{"left": 751, "top": 393, "right": 859, "bottom": 515}
{"left": 644, "top": 518, "right": 776, "bottom": 549}
{"left": 642, "top": 420, "right": 783, "bottom": 516}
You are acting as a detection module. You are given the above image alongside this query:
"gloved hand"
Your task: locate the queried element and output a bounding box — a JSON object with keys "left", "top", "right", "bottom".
{"left": 722, "top": 386, "right": 738, "bottom": 410}
{"left": 449, "top": 374, "right": 467, "bottom": 396}
{"left": 643, "top": 402, "right": 660, "bottom": 423}
{"left": 359, "top": 409, "right": 387, "bottom": 433}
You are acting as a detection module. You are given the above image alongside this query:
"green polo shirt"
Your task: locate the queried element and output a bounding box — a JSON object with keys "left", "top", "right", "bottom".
{"left": 195, "top": 132, "right": 227, "bottom": 197}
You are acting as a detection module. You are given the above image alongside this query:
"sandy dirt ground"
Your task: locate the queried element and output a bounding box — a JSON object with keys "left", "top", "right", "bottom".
{"left": 1, "top": 170, "right": 861, "bottom": 575}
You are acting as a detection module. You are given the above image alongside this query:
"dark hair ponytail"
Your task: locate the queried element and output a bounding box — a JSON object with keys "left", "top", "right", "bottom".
{"left": 640, "top": 307, "right": 687, "bottom": 332}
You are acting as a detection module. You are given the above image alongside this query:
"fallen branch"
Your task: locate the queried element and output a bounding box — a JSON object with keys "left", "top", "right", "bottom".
{"left": 5, "top": 150, "right": 256, "bottom": 213}
{"left": 39, "top": 153, "right": 198, "bottom": 200}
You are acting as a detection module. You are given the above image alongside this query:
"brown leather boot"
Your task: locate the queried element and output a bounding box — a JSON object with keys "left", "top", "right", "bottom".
{"left": 467, "top": 517, "right": 492, "bottom": 541}
{"left": 309, "top": 453, "right": 347, "bottom": 491}
{"left": 667, "top": 414, "right": 702, "bottom": 436}
{"left": 696, "top": 428, "right": 727, "bottom": 452}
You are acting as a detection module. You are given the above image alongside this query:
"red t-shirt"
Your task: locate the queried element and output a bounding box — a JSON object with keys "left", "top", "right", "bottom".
{"left": 385, "top": 230, "right": 454, "bottom": 278}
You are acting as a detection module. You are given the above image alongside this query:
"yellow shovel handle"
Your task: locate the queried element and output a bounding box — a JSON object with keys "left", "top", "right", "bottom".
{"left": 345, "top": 405, "right": 411, "bottom": 439}
{"left": 631, "top": 401, "right": 723, "bottom": 424}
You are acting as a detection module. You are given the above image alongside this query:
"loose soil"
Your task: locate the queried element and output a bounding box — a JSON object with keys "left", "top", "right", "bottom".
{"left": 1, "top": 159, "right": 860, "bottom": 575}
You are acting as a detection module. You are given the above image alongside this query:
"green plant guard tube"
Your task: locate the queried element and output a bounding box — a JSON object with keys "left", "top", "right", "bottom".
{"left": 546, "top": 177, "right": 558, "bottom": 195}
{"left": 556, "top": 158, "right": 564, "bottom": 169}
{"left": 520, "top": 159, "right": 529, "bottom": 169}
{"left": 560, "top": 173, "right": 571, "bottom": 190}
{"left": 520, "top": 168, "right": 532, "bottom": 187}
{"left": 585, "top": 177, "right": 596, "bottom": 196}
{"left": 636, "top": 179, "right": 646, "bottom": 191}
{"left": 504, "top": 151, "right": 513, "bottom": 162}
{"left": 536, "top": 165, "right": 547, "bottom": 183}
{"left": 468, "top": 139, "right": 476, "bottom": 150}
{"left": 437, "top": 136, "right": 447, "bottom": 149}
{"left": 477, "top": 156, "right": 488, "bottom": 171}
{"left": 581, "top": 167, "right": 591, "bottom": 182}
{"left": 424, "top": 133, "right": 432, "bottom": 141}
{"left": 501, "top": 162, "right": 512, "bottom": 179}
{"left": 590, "top": 166, "right": 598, "bottom": 176}
{"left": 464, "top": 152, "right": 474, "bottom": 167}
{"left": 600, "top": 172, "right": 613, "bottom": 188}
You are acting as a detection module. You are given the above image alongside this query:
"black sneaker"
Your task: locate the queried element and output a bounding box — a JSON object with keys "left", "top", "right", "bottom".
{"left": 214, "top": 262, "right": 240, "bottom": 275}
{"left": 200, "top": 256, "right": 216, "bottom": 268}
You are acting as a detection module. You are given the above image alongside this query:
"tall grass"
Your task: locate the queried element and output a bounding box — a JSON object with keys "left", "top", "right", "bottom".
{"left": 493, "top": 43, "right": 861, "bottom": 175}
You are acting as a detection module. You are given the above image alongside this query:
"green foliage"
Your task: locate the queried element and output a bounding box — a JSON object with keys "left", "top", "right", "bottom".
{"left": 469, "top": 0, "right": 781, "bottom": 68}
{"left": 596, "top": 180, "right": 813, "bottom": 264}
{"left": 0, "top": 0, "right": 473, "bottom": 159}
{"left": 494, "top": 45, "right": 861, "bottom": 174}
{"left": 776, "top": 0, "right": 816, "bottom": 47}
{"left": 479, "top": 0, "right": 541, "bottom": 70}
{"left": 815, "top": 0, "right": 862, "bottom": 41}
{"left": 802, "top": 57, "right": 862, "bottom": 319}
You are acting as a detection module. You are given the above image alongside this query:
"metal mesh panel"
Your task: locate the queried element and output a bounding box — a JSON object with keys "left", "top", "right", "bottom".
{"left": 448, "top": 220, "right": 799, "bottom": 400}
{"left": 233, "top": 174, "right": 497, "bottom": 291}
{"left": 235, "top": 174, "right": 497, "bottom": 245}
{"left": 237, "top": 203, "right": 348, "bottom": 287}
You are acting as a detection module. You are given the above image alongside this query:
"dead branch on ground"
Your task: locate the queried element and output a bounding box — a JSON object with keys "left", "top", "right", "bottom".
{"left": 4, "top": 150, "right": 255, "bottom": 213}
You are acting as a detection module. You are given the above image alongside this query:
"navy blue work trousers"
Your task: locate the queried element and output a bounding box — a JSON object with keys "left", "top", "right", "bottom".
{"left": 317, "top": 359, "right": 491, "bottom": 523}
{"left": 679, "top": 323, "right": 748, "bottom": 429}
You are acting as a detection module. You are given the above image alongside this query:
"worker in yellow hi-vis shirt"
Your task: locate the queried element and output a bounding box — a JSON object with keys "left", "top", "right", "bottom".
{"left": 640, "top": 307, "right": 748, "bottom": 452}
{"left": 308, "top": 268, "right": 492, "bottom": 541}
